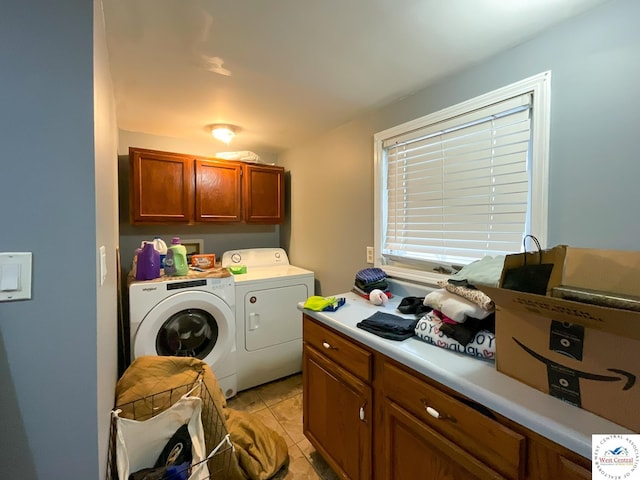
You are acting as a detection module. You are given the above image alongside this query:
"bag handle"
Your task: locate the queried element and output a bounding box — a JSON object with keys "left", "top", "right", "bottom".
{"left": 522, "top": 235, "right": 542, "bottom": 266}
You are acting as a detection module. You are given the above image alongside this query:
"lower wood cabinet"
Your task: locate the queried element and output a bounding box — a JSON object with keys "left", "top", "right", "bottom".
{"left": 382, "top": 361, "right": 523, "bottom": 479}
{"left": 302, "top": 314, "right": 592, "bottom": 480}
{"left": 383, "top": 399, "right": 505, "bottom": 479}
{"left": 303, "top": 346, "right": 372, "bottom": 480}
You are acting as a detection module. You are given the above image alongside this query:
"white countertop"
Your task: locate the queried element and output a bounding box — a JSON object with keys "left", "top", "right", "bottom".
{"left": 299, "top": 291, "right": 632, "bottom": 459}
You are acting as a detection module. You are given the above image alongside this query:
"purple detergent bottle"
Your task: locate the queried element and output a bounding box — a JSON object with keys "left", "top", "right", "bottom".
{"left": 136, "top": 242, "right": 161, "bottom": 280}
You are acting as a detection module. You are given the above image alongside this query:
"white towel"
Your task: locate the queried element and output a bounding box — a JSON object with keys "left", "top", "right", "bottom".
{"left": 424, "top": 289, "right": 493, "bottom": 323}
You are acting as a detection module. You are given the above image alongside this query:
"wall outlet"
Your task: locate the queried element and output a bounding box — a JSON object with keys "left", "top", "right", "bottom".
{"left": 366, "top": 246, "right": 374, "bottom": 264}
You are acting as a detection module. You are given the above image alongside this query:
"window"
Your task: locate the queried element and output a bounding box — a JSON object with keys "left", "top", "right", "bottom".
{"left": 373, "top": 72, "right": 551, "bottom": 285}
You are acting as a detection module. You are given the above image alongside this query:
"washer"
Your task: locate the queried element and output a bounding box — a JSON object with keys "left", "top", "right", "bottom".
{"left": 129, "top": 272, "right": 237, "bottom": 398}
{"left": 221, "top": 248, "right": 314, "bottom": 391}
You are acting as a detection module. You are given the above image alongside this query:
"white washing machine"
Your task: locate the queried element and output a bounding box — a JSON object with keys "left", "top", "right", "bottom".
{"left": 221, "top": 248, "right": 314, "bottom": 391}
{"left": 128, "top": 272, "right": 237, "bottom": 398}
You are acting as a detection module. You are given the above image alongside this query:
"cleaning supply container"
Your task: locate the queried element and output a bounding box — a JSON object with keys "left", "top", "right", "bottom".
{"left": 164, "top": 237, "right": 189, "bottom": 276}
{"left": 135, "top": 242, "right": 161, "bottom": 280}
{"left": 152, "top": 236, "right": 168, "bottom": 268}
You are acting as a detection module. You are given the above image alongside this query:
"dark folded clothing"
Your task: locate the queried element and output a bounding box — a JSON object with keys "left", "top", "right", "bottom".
{"left": 355, "top": 278, "right": 388, "bottom": 293}
{"left": 397, "top": 296, "right": 432, "bottom": 316}
{"left": 356, "top": 312, "right": 418, "bottom": 341}
{"left": 437, "top": 312, "right": 496, "bottom": 346}
{"left": 355, "top": 267, "right": 387, "bottom": 283}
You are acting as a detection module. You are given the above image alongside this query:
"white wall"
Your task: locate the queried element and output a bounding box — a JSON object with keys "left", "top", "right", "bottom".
{"left": 94, "top": 0, "right": 120, "bottom": 477}
{"left": 280, "top": 0, "right": 640, "bottom": 296}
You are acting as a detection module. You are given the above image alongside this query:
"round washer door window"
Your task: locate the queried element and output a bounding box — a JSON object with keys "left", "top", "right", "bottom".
{"left": 134, "top": 290, "right": 234, "bottom": 371}
{"left": 156, "top": 308, "right": 219, "bottom": 359}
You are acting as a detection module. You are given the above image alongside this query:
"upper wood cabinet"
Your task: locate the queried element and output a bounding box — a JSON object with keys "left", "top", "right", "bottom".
{"left": 195, "top": 159, "right": 242, "bottom": 222}
{"left": 130, "top": 148, "right": 194, "bottom": 223}
{"left": 129, "top": 147, "right": 285, "bottom": 225}
{"left": 242, "top": 163, "right": 285, "bottom": 224}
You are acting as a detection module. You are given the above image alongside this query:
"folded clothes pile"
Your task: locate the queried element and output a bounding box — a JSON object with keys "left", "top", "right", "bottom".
{"left": 413, "top": 264, "right": 498, "bottom": 360}
{"left": 352, "top": 268, "right": 391, "bottom": 299}
{"left": 357, "top": 312, "right": 418, "bottom": 341}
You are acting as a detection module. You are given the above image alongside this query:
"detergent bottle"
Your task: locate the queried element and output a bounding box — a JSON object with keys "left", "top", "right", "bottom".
{"left": 135, "top": 242, "right": 161, "bottom": 280}
{"left": 152, "top": 236, "right": 168, "bottom": 268}
{"left": 164, "top": 237, "right": 189, "bottom": 276}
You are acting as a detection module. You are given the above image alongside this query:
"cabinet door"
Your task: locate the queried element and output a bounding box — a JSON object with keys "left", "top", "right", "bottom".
{"left": 383, "top": 399, "right": 506, "bottom": 480}
{"left": 130, "top": 148, "right": 193, "bottom": 223}
{"left": 242, "top": 164, "right": 284, "bottom": 224}
{"left": 195, "top": 159, "right": 242, "bottom": 222}
{"left": 557, "top": 456, "right": 591, "bottom": 480}
{"left": 303, "top": 345, "right": 371, "bottom": 480}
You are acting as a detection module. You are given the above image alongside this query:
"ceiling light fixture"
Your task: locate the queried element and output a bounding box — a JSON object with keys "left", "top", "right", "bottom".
{"left": 210, "top": 124, "right": 237, "bottom": 144}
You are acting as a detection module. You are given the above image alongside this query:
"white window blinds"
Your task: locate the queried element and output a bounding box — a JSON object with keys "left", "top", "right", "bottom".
{"left": 382, "top": 93, "right": 532, "bottom": 267}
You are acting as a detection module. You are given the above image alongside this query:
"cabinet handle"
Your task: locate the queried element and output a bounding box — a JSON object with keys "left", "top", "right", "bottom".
{"left": 421, "top": 399, "right": 454, "bottom": 422}
{"left": 359, "top": 400, "right": 368, "bottom": 423}
{"left": 322, "top": 340, "right": 337, "bottom": 350}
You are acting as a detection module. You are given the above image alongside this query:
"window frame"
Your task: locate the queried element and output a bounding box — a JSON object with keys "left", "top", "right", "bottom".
{"left": 373, "top": 71, "right": 551, "bottom": 286}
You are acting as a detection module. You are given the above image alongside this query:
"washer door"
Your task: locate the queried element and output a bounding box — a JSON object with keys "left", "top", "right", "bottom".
{"left": 134, "top": 290, "right": 234, "bottom": 373}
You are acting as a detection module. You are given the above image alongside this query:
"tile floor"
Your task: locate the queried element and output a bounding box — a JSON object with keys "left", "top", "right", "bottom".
{"left": 227, "top": 373, "right": 339, "bottom": 480}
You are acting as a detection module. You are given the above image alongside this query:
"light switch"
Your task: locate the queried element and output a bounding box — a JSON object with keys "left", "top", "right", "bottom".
{"left": 0, "top": 252, "right": 32, "bottom": 301}
{"left": 1, "top": 264, "right": 20, "bottom": 291}
{"left": 100, "top": 246, "right": 107, "bottom": 286}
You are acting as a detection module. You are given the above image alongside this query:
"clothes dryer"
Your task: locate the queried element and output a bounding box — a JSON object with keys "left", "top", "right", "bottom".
{"left": 221, "top": 248, "right": 314, "bottom": 391}
{"left": 128, "top": 271, "right": 237, "bottom": 398}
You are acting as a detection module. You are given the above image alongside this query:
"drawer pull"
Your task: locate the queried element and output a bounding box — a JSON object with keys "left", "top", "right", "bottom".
{"left": 322, "top": 340, "right": 337, "bottom": 350}
{"left": 359, "top": 400, "right": 368, "bottom": 423}
{"left": 421, "top": 399, "right": 454, "bottom": 422}
{"left": 426, "top": 406, "right": 442, "bottom": 418}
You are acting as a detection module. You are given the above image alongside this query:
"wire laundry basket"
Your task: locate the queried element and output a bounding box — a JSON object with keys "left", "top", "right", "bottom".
{"left": 106, "top": 377, "right": 236, "bottom": 480}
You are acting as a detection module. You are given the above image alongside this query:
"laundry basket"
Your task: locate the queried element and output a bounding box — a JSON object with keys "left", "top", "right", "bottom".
{"left": 106, "top": 377, "right": 235, "bottom": 480}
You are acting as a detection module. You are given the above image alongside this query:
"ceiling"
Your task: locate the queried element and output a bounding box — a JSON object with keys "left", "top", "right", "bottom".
{"left": 102, "top": 0, "right": 609, "bottom": 155}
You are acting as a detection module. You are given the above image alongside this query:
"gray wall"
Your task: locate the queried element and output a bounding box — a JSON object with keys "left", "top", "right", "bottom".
{"left": 280, "top": 0, "right": 640, "bottom": 296}
{"left": 0, "top": 1, "right": 119, "bottom": 479}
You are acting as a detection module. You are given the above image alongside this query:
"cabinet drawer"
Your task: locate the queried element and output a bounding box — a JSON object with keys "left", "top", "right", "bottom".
{"left": 383, "top": 361, "right": 525, "bottom": 480}
{"left": 558, "top": 456, "right": 591, "bottom": 480}
{"left": 303, "top": 316, "right": 372, "bottom": 382}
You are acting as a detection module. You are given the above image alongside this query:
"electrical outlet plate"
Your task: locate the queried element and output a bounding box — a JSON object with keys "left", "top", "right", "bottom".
{"left": 366, "top": 246, "right": 374, "bottom": 264}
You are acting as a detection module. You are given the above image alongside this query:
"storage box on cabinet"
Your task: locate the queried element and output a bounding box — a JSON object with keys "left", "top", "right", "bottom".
{"left": 481, "top": 246, "right": 640, "bottom": 431}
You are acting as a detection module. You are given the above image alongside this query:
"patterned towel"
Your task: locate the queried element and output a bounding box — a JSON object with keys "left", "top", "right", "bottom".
{"left": 414, "top": 312, "right": 496, "bottom": 360}
{"left": 437, "top": 279, "right": 494, "bottom": 311}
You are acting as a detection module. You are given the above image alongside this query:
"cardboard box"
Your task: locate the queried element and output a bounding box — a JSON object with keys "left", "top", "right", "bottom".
{"left": 481, "top": 246, "right": 640, "bottom": 431}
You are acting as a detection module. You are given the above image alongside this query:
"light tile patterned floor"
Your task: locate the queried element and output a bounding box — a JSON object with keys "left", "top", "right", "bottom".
{"left": 227, "top": 373, "right": 339, "bottom": 480}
